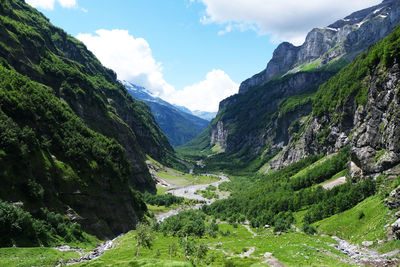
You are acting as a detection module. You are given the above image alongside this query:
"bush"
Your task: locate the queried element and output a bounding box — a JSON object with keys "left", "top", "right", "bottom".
{"left": 159, "top": 210, "right": 206, "bottom": 237}
{"left": 0, "top": 200, "right": 85, "bottom": 246}
{"left": 302, "top": 223, "right": 317, "bottom": 235}
{"left": 143, "top": 192, "right": 183, "bottom": 207}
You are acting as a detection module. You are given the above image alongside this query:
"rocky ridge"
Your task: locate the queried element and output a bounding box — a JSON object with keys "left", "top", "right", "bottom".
{"left": 271, "top": 58, "right": 400, "bottom": 180}
{"left": 190, "top": 0, "right": 400, "bottom": 165}
{"left": 239, "top": 0, "right": 400, "bottom": 94}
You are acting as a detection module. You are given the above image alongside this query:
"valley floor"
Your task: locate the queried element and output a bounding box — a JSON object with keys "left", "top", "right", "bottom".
{"left": 2, "top": 159, "right": 400, "bottom": 267}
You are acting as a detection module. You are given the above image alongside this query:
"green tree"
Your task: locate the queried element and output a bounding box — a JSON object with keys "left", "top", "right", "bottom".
{"left": 134, "top": 222, "right": 154, "bottom": 258}
{"left": 168, "top": 242, "right": 177, "bottom": 260}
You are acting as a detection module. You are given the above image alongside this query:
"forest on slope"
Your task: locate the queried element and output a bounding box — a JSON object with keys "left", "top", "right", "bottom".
{"left": 0, "top": 0, "right": 181, "bottom": 243}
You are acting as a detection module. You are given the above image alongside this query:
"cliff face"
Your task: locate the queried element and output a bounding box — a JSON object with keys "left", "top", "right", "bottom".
{"left": 209, "top": 71, "right": 334, "bottom": 155}
{"left": 187, "top": 0, "right": 400, "bottom": 165}
{"left": 239, "top": 0, "right": 400, "bottom": 94}
{"left": 271, "top": 26, "right": 400, "bottom": 179}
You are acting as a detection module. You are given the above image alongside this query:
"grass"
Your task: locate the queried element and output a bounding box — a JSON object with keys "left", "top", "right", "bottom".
{"left": 211, "top": 142, "right": 224, "bottom": 154}
{"left": 315, "top": 195, "right": 399, "bottom": 251}
{"left": 77, "top": 223, "right": 353, "bottom": 267}
{"left": 290, "top": 154, "right": 334, "bottom": 181}
{"left": 0, "top": 247, "right": 79, "bottom": 267}
{"left": 147, "top": 204, "right": 176, "bottom": 216}
{"left": 156, "top": 185, "right": 170, "bottom": 195}
{"left": 318, "top": 170, "right": 348, "bottom": 188}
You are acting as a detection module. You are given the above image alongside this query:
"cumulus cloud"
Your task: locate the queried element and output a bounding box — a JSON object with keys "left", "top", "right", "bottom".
{"left": 198, "top": 0, "right": 381, "bottom": 45}
{"left": 77, "top": 29, "right": 237, "bottom": 112}
{"left": 166, "top": 70, "right": 239, "bottom": 112}
{"left": 25, "top": 0, "right": 77, "bottom": 10}
{"left": 77, "top": 29, "right": 175, "bottom": 97}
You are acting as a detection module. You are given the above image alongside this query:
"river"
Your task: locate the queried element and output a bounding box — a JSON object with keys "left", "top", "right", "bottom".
{"left": 63, "top": 172, "right": 230, "bottom": 265}
{"left": 156, "top": 173, "right": 230, "bottom": 222}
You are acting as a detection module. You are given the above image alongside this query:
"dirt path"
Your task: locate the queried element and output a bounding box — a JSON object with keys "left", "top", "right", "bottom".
{"left": 322, "top": 177, "right": 346, "bottom": 190}
{"left": 244, "top": 225, "right": 258, "bottom": 238}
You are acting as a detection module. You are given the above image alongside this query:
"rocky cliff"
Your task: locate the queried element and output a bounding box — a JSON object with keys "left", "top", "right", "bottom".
{"left": 272, "top": 28, "right": 400, "bottom": 179}
{"left": 184, "top": 0, "right": 400, "bottom": 166}
{"left": 239, "top": 0, "right": 400, "bottom": 94}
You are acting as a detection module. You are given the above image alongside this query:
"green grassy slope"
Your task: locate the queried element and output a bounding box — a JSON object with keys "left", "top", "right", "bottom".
{"left": 0, "top": 0, "right": 180, "bottom": 242}
{"left": 0, "top": 0, "right": 179, "bottom": 190}
{"left": 0, "top": 64, "right": 146, "bottom": 241}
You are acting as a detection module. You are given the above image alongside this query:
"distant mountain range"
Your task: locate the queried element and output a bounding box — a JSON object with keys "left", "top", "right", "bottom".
{"left": 123, "top": 82, "right": 211, "bottom": 146}
{"left": 173, "top": 105, "right": 217, "bottom": 121}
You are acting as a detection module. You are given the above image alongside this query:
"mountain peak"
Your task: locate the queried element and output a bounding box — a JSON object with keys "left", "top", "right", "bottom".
{"left": 238, "top": 0, "right": 400, "bottom": 94}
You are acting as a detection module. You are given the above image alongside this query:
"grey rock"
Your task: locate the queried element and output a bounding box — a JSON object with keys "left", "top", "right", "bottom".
{"left": 239, "top": 0, "right": 400, "bottom": 94}
{"left": 385, "top": 186, "right": 400, "bottom": 210}
{"left": 391, "top": 218, "right": 400, "bottom": 240}
{"left": 211, "top": 121, "right": 228, "bottom": 151}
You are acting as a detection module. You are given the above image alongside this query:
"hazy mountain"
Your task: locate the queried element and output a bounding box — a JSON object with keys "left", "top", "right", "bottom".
{"left": 123, "top": 82, "right": 209, "bottom": 146}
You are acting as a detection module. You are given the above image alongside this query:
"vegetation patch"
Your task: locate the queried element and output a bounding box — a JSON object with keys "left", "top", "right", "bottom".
{"left": 315, "top": 195, "right": 395, "bottom": 249}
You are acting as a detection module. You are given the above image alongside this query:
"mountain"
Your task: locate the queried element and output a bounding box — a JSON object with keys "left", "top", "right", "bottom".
{"left": 173, "top": 105, "right": 217, "bottom": 122}
{"left": 201, "top": 16, "right": 400, "bottom": 258}
{"left": 190, "top": 110, "right": 217, "bottom": 121}
{"left": 239, "top": 0, "right": 400, "bottom": 94}
{"left": 182, "top": 0, "right": 400, "bottom": 167}
{"left": 0, "top": 0, "right": 176, "bottom": 241}
{"left": 271, "top": 23, "right": 400, "bottom": 178}
{"left": 123, "top": 82, "right": 209, "bottom": 146}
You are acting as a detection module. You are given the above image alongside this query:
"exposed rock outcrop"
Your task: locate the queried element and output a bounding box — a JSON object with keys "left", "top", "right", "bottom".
{"left": 186, "top": 0, "right": 400, "bottom": 169}
{"left": 274, "top": 61, "right": 400, "bottom": 177}
{"left": 239, "top": 0, "right": 400, "bottom": 94}
{"left": 211, "top": 121, "right": 228, "bottom": 150}
{"left": 386, "top": 186, "right": 400, "bottom": 210}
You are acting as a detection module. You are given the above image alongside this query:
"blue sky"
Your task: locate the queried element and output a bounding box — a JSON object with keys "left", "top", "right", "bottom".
{"left": 26, "top": 0, "right": 381, "bottom": 111}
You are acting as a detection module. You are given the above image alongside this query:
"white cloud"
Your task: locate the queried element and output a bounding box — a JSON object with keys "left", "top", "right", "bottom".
{"left": 77, "top": 29, "right": 175, "bottom": 97}
{"left": 199, "top": 0, "right": 382, "bottom": 45}
{"left": 26, "top": 0, "right": 77, "bottom": 10}
{"left": 77, "top": 29, "right": 238, "bottom": 112}
{"left": 166, "top": 70, "right": 239, "bottom": 112}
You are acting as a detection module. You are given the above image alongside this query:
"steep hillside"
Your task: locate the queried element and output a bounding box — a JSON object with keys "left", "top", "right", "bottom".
{"left": 0, "top": 0, "right": 176, "bottom": 240}
{"left": 0, "top": 64, "right": 144, "bottom": 241}
{"left": 183, "top": 0, "right": 400, "bottom": 165}
{"left": 239, "top": 0, "right": 400, "bottom": 94}
{"left": 272, "top": 23, "right": 400, "bottom": 178}
{"left": 0, "top": 0, "right": 177, "bottom": 181}
{"left": 124, "top": 82, "right": 209, "bottom": 146}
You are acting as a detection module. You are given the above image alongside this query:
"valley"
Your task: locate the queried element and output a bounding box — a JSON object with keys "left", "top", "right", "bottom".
{"left": 1, "top": 0, "right": 400, "bottom": 266}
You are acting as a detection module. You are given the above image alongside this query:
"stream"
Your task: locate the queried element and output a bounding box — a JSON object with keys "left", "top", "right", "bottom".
{"left": 63, "top": 172, "right": 230, "bottom": 265}
{"left": 332, "top": 236, "right": 400, "bottom": 266}
{"left": 156, "top": 173, "right": 230, "bottom": 222}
